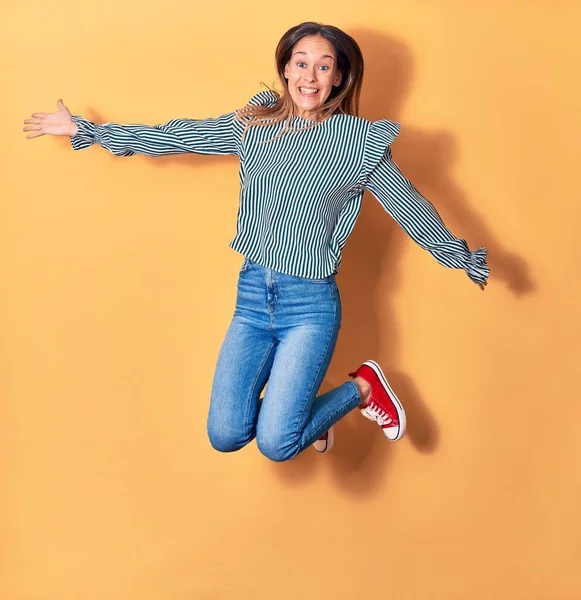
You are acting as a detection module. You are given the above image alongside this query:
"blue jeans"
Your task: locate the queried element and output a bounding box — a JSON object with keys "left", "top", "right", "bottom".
{"left": 207, "top": 258, "right": 361, "bottom": 462}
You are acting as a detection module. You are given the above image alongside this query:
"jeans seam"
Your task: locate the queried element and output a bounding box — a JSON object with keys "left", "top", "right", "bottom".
{"left": 292, "top": 298, "right": 340, "bottom": 441}
{"left": 346, "top": 379, "right": 361, "bottom": 402}
{"left": 290, "top": 275, "right": 333, "bottom": 285}
{"left": 244, "top": 340, "right": 277, "bottom": 440}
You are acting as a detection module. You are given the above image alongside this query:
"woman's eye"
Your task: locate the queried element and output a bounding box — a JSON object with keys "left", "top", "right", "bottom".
{"left": 296, "top": 62, "right": 330, "bottom": 71}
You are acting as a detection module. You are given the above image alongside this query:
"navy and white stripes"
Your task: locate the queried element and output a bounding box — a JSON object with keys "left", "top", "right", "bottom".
{"left": 70, "top": 89, "right": 489, "bottom": 284}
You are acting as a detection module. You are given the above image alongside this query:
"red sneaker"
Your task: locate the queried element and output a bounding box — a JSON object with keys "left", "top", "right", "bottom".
{"left": 348, "top": 360, "right": 406, "bottom": 441}
{"left": 313, "top": 426, "right": 335, "bottom": 453}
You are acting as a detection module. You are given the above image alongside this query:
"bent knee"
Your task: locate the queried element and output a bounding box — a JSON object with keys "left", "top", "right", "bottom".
{"left": 256, "top": 433, "right": 299, "bottom": 462}
{"left": 207, "top": 421, "right": 251, "bottom": 453}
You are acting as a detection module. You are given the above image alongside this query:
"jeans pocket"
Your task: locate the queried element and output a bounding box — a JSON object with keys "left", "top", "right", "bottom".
{"left": 239, "top": 257, "right": 251, "bottom": 273}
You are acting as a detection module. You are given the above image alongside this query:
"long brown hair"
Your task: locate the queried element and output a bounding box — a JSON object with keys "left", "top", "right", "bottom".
{"left": 235, "top": 21, "right": 365, "bottom": 142}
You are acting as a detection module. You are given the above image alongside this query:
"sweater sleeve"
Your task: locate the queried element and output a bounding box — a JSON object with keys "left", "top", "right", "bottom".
{"left": 69, "top": 110, "right": 242, "bottom": 157}
{"left": 69, "top": 89, "right": 281, "bottom": 158}
{"left": 362, "top": 120, "right": 490, "bottom": 285}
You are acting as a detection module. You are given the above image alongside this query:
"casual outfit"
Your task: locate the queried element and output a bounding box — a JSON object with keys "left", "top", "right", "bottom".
{"left": 70, "top": 89, "right": 490, "bottom": 459}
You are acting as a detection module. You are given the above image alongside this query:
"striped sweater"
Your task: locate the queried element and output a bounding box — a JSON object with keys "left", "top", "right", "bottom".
{"left": 70, "top": 89, "right": 489, "bottom": 284}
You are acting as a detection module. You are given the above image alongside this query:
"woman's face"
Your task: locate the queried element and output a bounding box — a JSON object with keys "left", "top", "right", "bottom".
{"left": 283, "top": 34, "right": 343, "bottom": 119}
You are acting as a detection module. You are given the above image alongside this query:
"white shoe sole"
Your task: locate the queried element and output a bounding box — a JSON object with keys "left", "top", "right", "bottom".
{"left": 362, "top": 360, "right": 406, "bottom": 441}
{"left": 313, "top": 425, "right": 335, "bottom": 452}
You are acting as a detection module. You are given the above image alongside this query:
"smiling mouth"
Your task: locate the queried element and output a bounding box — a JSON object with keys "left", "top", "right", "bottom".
{"left": 299, "top": 87, "right": 320, "bottom": 96}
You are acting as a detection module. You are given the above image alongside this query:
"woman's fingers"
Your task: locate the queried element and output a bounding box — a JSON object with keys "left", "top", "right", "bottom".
{"left": 57, "top": 99, "right": 70, "bottom": 115}
{"left": 23, "top": 103, "right": 72, "bottom": 138}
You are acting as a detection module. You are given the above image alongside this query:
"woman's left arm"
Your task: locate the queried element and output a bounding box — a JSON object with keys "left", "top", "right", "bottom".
{"left": 365, "top": 147, "right": 489, "bottom": 288}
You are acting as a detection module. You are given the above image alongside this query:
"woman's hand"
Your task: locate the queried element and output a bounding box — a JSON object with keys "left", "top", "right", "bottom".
{"left": 23, "top": 99, "right": 78, "bottom": 138}
{"left": 477, "top": 281, "right": 488, "bottom": 291}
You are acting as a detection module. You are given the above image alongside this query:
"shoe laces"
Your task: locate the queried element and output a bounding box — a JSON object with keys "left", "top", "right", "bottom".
{"left": 366, "top": 402, "right": 393, "bottom": 427}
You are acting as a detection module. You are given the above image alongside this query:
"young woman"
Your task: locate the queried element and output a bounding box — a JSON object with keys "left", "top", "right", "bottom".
{"left": 23, "top": 21, "right": 489, "bottom": 461}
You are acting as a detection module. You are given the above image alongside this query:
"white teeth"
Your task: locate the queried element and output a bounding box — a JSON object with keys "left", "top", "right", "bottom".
{"left": 300, "top": 87, "right": 319, "bottom": 94}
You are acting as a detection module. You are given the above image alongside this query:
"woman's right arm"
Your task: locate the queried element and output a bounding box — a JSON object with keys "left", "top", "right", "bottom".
{"left": 23, "top": 99, "right": 241, "bottom": 157}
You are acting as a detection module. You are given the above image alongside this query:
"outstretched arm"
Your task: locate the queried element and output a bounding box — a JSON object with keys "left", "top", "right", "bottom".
{"left": 23, "top": 99, "right": 241, "bottom": 157}
{"left": 365, "top": 147, "right": 490, "bottom": 289}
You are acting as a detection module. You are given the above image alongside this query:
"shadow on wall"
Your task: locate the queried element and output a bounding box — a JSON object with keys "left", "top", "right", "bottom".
{"left": 83, "top": 28, "right": 535, "bottom": 496}
{"left": 266, "top": 28, "right": 535, "bottom": 496}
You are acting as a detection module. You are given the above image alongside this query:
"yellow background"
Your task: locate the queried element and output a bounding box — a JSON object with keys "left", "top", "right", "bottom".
{"left": 2, "top": 1, "right": 580, "bottom": 599}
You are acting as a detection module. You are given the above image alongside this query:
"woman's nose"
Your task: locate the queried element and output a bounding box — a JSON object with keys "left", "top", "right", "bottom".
{"left": 304, "top": 66, "right": 318, "bottom": 81}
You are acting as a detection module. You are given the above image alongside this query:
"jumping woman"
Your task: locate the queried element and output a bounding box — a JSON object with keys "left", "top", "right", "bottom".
{"left": 23, "top": 21, "right": 489, "bottom": 461}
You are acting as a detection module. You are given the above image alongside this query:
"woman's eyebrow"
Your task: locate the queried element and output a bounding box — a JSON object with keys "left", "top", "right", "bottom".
{"left": 292, "top": 51, "right": 335, "bottom": 61}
